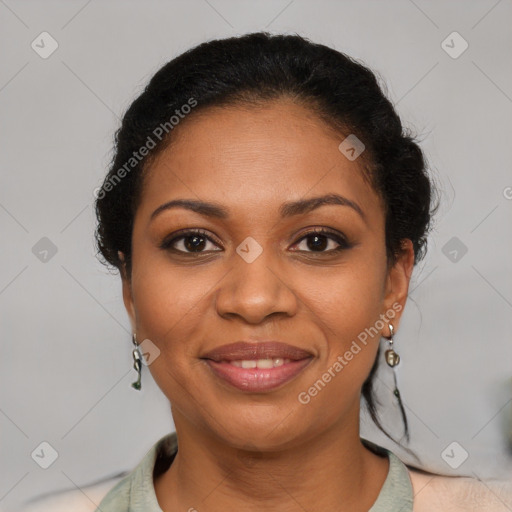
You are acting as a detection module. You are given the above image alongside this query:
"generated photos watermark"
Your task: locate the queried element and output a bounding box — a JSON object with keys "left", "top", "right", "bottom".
{"left": 298, "top": 302, "right": 402, "bottom": 405}
{"left": 93, "top": 97, "right": 198, "bottom": 200}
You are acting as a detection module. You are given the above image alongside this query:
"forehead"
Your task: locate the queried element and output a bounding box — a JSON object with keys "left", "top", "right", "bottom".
{"left": 137, "top": 99, "right": 383, "bottom": 226}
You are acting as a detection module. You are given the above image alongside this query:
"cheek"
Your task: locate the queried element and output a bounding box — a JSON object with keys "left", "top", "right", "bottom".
{"left": 297, "top": 251, "right": 386, "bottom": 335}
{"left": 130, "top": 252, "right": 210, "bottom": 345}
{"left": 293, "top": 283, "right": 382, "bottom": 424}
{"left": 130, "top": 264, "right": 205, "bottom": 403}
{"left": 128, "top": 246, "right": 229, "bottom": 397}
{"left": 294, "top": 257, "right": 386, "bottom": 392}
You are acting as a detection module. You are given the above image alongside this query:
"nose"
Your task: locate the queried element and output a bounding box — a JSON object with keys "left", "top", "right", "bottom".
{"left": 215, "top": 246, "right": 299, "bottom": 325}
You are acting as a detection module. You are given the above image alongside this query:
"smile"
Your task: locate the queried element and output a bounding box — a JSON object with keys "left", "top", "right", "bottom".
{"left": 204, "top": 357, "right": 312, "bottom": 392}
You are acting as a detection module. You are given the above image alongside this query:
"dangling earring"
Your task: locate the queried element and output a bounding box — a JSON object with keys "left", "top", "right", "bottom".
{"left": 385, "top": 323, "right": 409, "bottom": 442}
{"left": 385, "top": 323, "right": 400, "bottom": 367}
{"left": 131, "top": 333, "right": 142, "bottom": 390}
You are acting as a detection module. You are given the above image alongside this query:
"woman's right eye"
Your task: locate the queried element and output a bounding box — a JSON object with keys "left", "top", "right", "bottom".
{"left": 160, "top": 229, "right": 222, "bottom": 254}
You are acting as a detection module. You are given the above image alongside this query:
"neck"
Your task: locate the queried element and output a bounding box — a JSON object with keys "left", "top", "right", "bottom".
{"left": 154, "top": 408, "right": 389, "bottom": 512}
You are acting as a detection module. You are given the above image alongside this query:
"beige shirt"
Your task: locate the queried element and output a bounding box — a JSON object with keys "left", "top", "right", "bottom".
{"left": 19, "top": 433, "right": 512, "bottom": 512}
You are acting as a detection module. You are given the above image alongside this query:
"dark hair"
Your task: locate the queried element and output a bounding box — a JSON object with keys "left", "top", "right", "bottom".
{"left": 94, "top": 31, "right": 437, "bottom": 459}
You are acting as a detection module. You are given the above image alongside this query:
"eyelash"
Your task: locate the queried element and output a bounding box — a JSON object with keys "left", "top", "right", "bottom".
{"left": 160, "top": 228, "right": 351, "bottom": 255}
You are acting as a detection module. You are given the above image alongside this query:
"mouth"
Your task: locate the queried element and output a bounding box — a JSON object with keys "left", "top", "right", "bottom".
{"left": 201, "top": 341, "right": 314, "bottom": 392}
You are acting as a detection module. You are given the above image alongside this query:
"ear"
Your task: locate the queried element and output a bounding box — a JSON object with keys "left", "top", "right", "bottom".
{"left": 118, "top": 251, "right": 136, "bottom": 332}
{"left": 382, "top": 239, "right": 415, "bottom": 333}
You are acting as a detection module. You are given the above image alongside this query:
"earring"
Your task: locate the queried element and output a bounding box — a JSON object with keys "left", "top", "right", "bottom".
{"left": 385, "top": 323, "right": 400, "bottom": 367}
{"left": 385, "top": 323, "right": 409, "bottom": 442}
{"left": 131, "top": 333, "right": 142, "bottom": 390}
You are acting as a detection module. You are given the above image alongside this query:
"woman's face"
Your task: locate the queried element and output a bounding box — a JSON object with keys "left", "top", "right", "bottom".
{"left": 121, "top": 98, "right": 414, "bottom": 450}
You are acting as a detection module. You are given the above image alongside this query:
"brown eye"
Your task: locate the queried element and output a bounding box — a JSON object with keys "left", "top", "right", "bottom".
{"left": 292, "top": 228, "right": 351, "bottom": 253}
{"left": 160, "top": 229, "right": 222, "bottom": 254}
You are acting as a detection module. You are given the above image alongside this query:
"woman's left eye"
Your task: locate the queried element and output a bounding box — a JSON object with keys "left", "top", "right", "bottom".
{"left": 291, "top": 229, "right": 350, "bottom": 253}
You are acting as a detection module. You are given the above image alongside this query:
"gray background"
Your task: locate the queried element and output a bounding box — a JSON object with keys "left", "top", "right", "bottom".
{"left": 1, "top": 0, "right": 511, "bottom": 510}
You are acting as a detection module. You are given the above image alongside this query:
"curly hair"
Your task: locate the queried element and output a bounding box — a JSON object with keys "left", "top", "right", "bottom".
{"left": 94, "top": 31, "right": 438, "bottom": 456}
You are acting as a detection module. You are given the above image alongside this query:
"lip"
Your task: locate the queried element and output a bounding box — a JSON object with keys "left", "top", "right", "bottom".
{"left": 201, "top": 341, "right": 313, "bottom": 362}
{"left": 201, "top": 341, "right": 314, "bottom": 392}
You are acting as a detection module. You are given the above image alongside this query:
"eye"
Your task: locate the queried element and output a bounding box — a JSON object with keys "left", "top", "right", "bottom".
{"left": 160, "top": 229, "right": 222, "bottom": 254}
{"left": 291, "top": 228, "right": 350, "bottom": 254}
{"left": 160, "top": 227, "right": 351, "bottom": 255}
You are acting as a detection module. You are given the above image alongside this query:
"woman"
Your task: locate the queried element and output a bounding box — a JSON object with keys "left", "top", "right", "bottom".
{"left": 21, "top": 32, "right": 512, "bottom": 512}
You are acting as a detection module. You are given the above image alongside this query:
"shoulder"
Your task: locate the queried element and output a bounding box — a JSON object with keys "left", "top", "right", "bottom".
{"left": 18, "top": 433, "right": 177, "bottom": 512}
{"left": 408, "top": 467, "right": 512, "bottom": 512}
{"left": 17, "top": 475, "right": 127, "bottom": 512}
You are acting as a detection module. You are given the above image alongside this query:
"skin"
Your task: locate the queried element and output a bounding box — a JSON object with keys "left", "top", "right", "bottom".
{"left": 119, "top": 97, "right": 415, "bottom": 512}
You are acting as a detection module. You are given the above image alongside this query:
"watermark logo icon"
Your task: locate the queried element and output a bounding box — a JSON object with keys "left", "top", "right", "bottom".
{"left": 31, "top": 441, "right": 59, "bottom": 469}
{"left": 442, "top": 236, "right": 468, "bottom": 263}
{"left": 31, "top": 32, "right": 59, "bottom": 59}
{"left": 236, "top": 442, "right": 263, "bottom": 468}
{"left": 32, "top": 237, "right": 58, "bottom": 263}
{"left": 138, "top": 338, "right": 161, "bottom": 366}
{"left": 441, "top": 441, "right": 469, "bottom": 469}
{"left": 441, "top": 31, "right": 468, "bottom": 59}
{"left": 236, "top": 237, "right": 263, "bottom": 263}
{"left": 338, "top": 134, "right": 365, "bottom": 161}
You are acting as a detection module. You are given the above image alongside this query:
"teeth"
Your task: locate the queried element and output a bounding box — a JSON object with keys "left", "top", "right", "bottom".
{"left": 253, "top": 359, "right": 273, "bottom": 369}
{"left": 229, "top": 358, "right": 290, "bottom": 368}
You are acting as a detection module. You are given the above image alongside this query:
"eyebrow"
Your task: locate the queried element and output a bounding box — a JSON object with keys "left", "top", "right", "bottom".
{"left": 150, "top": 193, "right": 366, "bottom": 222}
